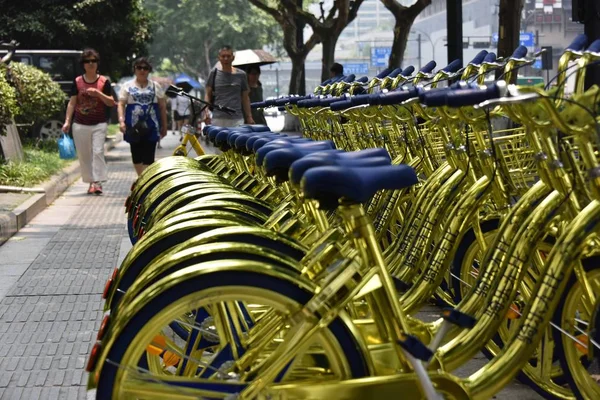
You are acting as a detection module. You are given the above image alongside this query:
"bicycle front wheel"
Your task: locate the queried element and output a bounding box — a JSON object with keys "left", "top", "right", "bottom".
{"left": 94, "top": 267, "right": 370, "bottom": 399}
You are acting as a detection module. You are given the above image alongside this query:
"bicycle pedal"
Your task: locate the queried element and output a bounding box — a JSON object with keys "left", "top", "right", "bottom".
{"left": 397, "top": 334, "right": 434, "bottom": 362}
{"left": 441, "top": 308, "right": 476, "bottom": 329}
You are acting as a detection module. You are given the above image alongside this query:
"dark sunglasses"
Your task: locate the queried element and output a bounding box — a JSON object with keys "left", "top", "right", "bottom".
{"left": 82, "top": 59, "right": 98, "bottom": 64}
{"left": 135, "top": 65, "right": 150, "bottom": 71}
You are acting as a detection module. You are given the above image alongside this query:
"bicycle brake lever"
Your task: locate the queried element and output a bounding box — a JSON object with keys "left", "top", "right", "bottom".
{"left": 216, "top": 105, "right": 236, "bottom": 115}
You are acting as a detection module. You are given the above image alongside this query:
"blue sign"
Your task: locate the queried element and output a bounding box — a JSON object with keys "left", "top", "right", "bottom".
{"left": 344, "top": 63, "right": 369, "bottom": 75}
{"left": 519, "top": 32, "right": 535, "bottom": 47}
{"left": 532, "top": 59, "right": 542, "bottom": 69}
{"left": 491, "top": 32, "right": 534, "bottom": 47}
{"left": 371, "top": 47, "right": 391, "bottom": 67}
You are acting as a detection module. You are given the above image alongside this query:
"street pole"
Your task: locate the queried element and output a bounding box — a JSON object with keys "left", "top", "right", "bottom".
{"left": 276, "top": 68, "right": 280, "bottom": 96}
{"left": 446, "top": 0, "right": 463, "bottom": 65}
{"left": 583, "top": 0, "right": 600, "bottom": 89}
{"left": 296, "top": 0, "right": 305, "bottom": 95}
{"left": 418, "top": 34, "right": 422, "bottom": 69}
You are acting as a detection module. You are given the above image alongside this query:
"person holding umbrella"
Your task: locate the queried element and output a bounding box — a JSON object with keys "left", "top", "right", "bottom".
{"left": 246, "top": 65, "right": 267, "bottom": 125}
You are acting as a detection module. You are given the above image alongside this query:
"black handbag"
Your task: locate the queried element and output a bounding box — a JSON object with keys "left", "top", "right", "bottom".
{"left": 126, "top": 82, "right": 155, "bottom": 143}
{"left": 126, "top": 118, "right": 151, "bottom": 144}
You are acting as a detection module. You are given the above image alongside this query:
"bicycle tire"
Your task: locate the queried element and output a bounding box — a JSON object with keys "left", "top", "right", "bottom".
{"left": 95, "top": 269, "right": 370, "bottom": 399}
{"left": 552, "top": 256, "right": 600, "bottom": 400}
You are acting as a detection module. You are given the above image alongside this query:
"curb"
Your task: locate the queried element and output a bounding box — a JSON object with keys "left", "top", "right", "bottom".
{"left": 0, "top": 134, "right": 122, "bottom": 246}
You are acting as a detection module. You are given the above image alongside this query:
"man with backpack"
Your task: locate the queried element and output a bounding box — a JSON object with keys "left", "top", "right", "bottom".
{"left": 204, "top": 45, "right": 254, "bottom": 127}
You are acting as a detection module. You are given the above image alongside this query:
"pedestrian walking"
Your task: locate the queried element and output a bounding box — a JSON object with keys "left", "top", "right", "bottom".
{"left": 204, "top": 45, "right": 254, "bottom": 127}
{"left": 246, "top": 65, "right": 267, "bottom": 126}
{"left": 117, "top": 57, "right": 168, "bottom": 177}
{"left": 62, "top": 48, "right": 115, "bottom": 195}
{"left": 173, "top": 90, "right": 192, "bottom": 135}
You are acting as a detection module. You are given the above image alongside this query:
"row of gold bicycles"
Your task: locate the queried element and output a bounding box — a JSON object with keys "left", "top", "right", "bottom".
{"left": 86, "top": 35, "right": 600, "bottom": 399}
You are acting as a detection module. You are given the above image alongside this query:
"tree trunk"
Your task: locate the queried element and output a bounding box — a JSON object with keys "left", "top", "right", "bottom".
{"left": 389, "top": 18, "right": 413, "bottom": 68}
{"left": 380, "top": 0, "right": 432, "bottom": 70}
{"left": 289, "top": 55, "right": 307, "bottom": 96}
{"left": 497, "top": 0, "right": 524, "bottom": 82}
{"left": 320, "top": 36, "right": 338, "bottom": 82}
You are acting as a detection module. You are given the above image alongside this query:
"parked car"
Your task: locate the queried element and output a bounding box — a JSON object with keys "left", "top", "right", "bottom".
{"left": 0, "top": 49, "right": 82, "bottom": 138}
{"left": 0, "top": 49, "right": 119, "bottom": 138}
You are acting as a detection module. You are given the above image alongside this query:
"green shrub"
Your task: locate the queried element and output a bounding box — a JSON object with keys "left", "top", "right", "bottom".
{"left": 7, "top": 62, "right": 66, "bottom": 125}
{"left": 0, "top": 146, "right": 68, "bottom": 187}
{"left": 21, "top": 137, "right": 59, "bottom": 153}
{"left": 0, "top": 66, "right": 19, "bottom": 135}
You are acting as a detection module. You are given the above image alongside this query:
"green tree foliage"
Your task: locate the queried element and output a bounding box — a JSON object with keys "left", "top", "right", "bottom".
{"left": 145, "top": 0, "right": 283, "bottom": 79}
{"left": 248, "top": 0, "right": 364, "bottom": 92}
{"left": 0, "top": 67, "right": 18, "bottom": 135}
{"left": 0, "top": 0, "right": 152, "bottom": 78}
{"left": 7, "top": 62, "right": 66, "bottom": 125}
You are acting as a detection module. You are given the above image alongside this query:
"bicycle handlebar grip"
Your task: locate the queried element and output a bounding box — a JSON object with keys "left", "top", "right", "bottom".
{"left": 567, "top": 34, "right": 588, "bottom": 51}
{"left": 330, "top": 100, "right": 353, "bottom": 112}
{"left": 252, "top": 101, "right": 267, "bottom": 109}
{"left": 265, "top": 98, "right": 278, "bottom": 107}
{"left": 218, "top": 106, "right": 236, "bottom": 114}
{"left": 419, "top": 88, "right": 452, "bottom": 107}
{"left": 320, "top": 97, "right": 344, "bottom": 107}
{"left": 388, "top": 67, "right": 404, "bottom": 78}
{"left": 342, "top": 74, "right": 356, "bottom": 83}
{"left": 483, "top": 52, "right": 497, "bottom": 63}
{"left": 349, "top": 94, "right": 372, "bottom": 106}
{"left": 297, "top": 98, "right": 322, "bottom": 108}
{"left": 449, "top": 81, "right": 477, "bottom": 90}
{"left": 356, "top": 76, "right": 369, "bottom": 83}
{"left": 274, "top": 97, "right": 291, "bottom": 107}
{"left": 510, "top": 45, "right": 528, "bottom": 59}
{"left": 442, "top": 59, "right": 462, "bottom": 73}
{"left": 469, "top": 50, "right": 488, "bottom": 65}
{"left": 376, "top": 67, "right": 393, "bottom": 79}
{"left": 288, "top": 96, "right": 307, "bottom": 105}
{"left": 401, "top": 65, "right": 415, "bottom": 76}
{"left": 445, "top": 84, "right": 501, "bottom": 108}
{"left": 587, "top": 39, "right": 600, "bottom": 53}
{"left": 376, "top": 88, "right": 419, "bottom": 106}
{"left": 419, "top": 60, "right": 437, "bottom": 74}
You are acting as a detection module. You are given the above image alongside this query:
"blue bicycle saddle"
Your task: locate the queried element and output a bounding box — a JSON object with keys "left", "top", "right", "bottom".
{"left": 302, "top": 165, "right": 418, "bottom": 210}
{"left": 289, "top": 150, "right": 391, "bottom": 185}
{"left": 263, "top": 148, "right": 339, "bottom": 182}
{"left": 256, "top": 140, "right": 335, "bottom": 166}
{"left": 246, "top": 133, "right": 284, "bottom": 152}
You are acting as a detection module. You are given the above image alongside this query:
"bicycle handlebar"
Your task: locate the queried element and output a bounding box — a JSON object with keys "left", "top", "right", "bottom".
{"left": 401, "top": 66, "right": 415, "bottom": 76}
{"left": 566, "top": 34, "right": 588, "bottom": 52}
{"left": 376, "top": 67, "right": 393, "bottom": 79}
{"left": 587, "top": 39, "right": 600, "bottom": 53}
{"left": 420, "top": 60, "right": 437, "bottom": 74}
{"left": 483, "top": 52, "right": 497, "bottom": 63}
{"left": 510, "top": 45, "right": 528, "bottom": 59}
{"left": 469, "top": 50, "right": 488, "bottom": 65}
{"left": 442, "top": 59, "right": 462, "bottom": 73}
{"left": 166, "top": 84, "right": 235, "bottom": 116}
